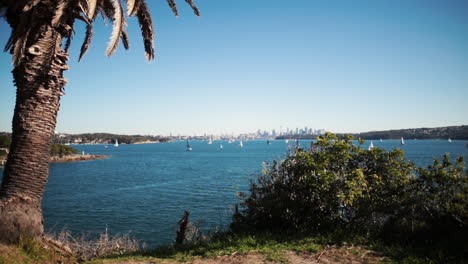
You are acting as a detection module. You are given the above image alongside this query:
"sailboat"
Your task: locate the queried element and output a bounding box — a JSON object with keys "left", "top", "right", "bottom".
{"left": 267, "top": 140, "right": 271, "bottom": 145}
{"left": 379, "top": 138, "right": 383, "bottom": 143}
{"left": 186, "top": 140, "right": 192, "bottom": 151}
{"left": 448, "top": 138, "right": 452, "bottom": 143}
{"left": 239, "top": 140, "right": 243, "bottom": 148}
{"left": 368, "top": 141, "right": 374, "bottom": 151}
{"left": 400, "top": 137, "right": 405, "bottom": 145}
{"left": 285, "top": 139, "right": 289, "bottom": 144}
{"left": 220, "top": 144, "right": 223, "bottom": 149}
{"left": 114, "top": 139, "right": 119, "bottom": 147}
{"left": 228, "top": 138, "right": 234, "bottom": 144}
{"left": 207, "top": 137, "right": 213, "bottom": 144}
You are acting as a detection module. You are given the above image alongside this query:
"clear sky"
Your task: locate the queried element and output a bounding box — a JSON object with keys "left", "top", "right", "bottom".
{"left": 1, "top": 0, "right": 467, "bottom": 135}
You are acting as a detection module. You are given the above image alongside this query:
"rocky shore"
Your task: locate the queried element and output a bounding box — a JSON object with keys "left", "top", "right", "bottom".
{"left": 49, "top": 154, "right": 108, "bottom": 163}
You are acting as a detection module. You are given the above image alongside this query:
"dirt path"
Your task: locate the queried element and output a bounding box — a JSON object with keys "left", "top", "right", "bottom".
{"left": 109, "top": 246, "right": 386, "bottom": 264}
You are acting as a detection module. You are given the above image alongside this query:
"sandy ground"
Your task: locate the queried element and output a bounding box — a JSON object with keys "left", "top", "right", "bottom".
{"left": 110, "top": 246, "right": 385, "bottom": 264}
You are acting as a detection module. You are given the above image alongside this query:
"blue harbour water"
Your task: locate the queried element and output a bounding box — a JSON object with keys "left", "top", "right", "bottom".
{"left": 1, "top": 139, "right": 467, "bottom": 246}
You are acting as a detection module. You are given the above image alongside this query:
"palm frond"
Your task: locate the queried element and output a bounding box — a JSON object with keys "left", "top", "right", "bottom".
{"left": 6, "top": 10, "right": 33, "bottom": 66}
{"left": 87, "top": 0, "right": 98, "bottom": 20}
{"left": 167, "top": 0, "right": 179, "bottom": 17}
{"left": 121, "top": 29, "right": 130, "bottom": 49}
{"left": 105, "top": 0, "right": 126, "bottom": 56}
{"left": 79, "top": 23, "right": 93, "bottom": 61}
{"left": 184, "top": 0, "right": 200, "bottom": 16}
{"left": 52, "top": 0, "right": 69, "bottom": 27}
{"left": 12, "top": 28, "right": 30, "bottom": 66}
{"left": 64, "top": 36, "right": 72, "bottom": 53}
{"left": 126, "top": 0, "right": 139, "bottom": 16}
{"left": 22, "top": 0, "right": 41, "bottom": 12}
{"left": 136, "top": 0, "right": 154, "bottom": 60}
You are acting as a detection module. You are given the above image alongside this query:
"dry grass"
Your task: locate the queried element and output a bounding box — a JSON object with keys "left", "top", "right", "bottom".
{"left": 45, "top": 228, "right": 140, "bottom": 262}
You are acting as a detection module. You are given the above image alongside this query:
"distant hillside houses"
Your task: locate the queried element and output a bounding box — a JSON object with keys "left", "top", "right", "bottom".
{"left": 275, "top": 125, "right": 468, "bottom": 140}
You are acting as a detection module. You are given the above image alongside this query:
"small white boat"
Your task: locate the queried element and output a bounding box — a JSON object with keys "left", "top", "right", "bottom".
{"left": 400, "top": 137, "right": 405, "bottom": 145}
{"left": 207, "top": 137, "right": 213, "bottom": 144}
{"left": 220, "top": 144, "right": 223, "bottom": 149}
{"left": 186, "top": 140, "right": 192, "bottom": 151}
{"left": 285, "top": 139, "right": 289, "bottom": 144}
{"left": 448, "top": 138, "right": 452, "bottom": 143}
{"left": 239, "top": 140, "right": 243, "bottom": 148}
{"left": 379, "top": 139, "right": 383, "bottom": 142}
{"left": 368, "top": 141, "right": 374, "bottom": 151}
{"left": 114, "top": 139, "right": 119, "bottom": 147}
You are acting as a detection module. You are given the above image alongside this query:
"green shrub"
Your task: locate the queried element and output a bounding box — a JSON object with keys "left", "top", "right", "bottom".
{"left": 0, "top": 135, "right": 10, "bottom": 148}
{"left": 50, "top": 144, "right": 78, "bottom": 157}
{"left": 233, "top": 133, "right": 467, "bottom": 254}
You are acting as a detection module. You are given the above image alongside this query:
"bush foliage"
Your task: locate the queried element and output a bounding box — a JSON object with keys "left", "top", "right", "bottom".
{"left": 50, "top": 144, "right": 78, "bottom": 157}
{"left": 0, "top": 135, "right": 10, "bottom": 148}
{"left": 233, "top": 133, "right": 467, "bottom": 256}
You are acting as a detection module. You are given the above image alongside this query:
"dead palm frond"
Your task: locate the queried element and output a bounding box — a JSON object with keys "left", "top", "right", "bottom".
{"left": 2, "top": 0, "right": 200, "bottom": 66}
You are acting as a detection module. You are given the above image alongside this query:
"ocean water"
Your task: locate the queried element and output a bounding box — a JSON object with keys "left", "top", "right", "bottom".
{"left": 1, "top": 139, "right": 467, "bottom": 246}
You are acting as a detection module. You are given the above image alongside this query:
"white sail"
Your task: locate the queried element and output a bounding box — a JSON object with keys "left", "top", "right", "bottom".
{"left": 114, "top": 139, "right": 119, "bottom": 147}
{"left": 379, "top": 138, "right": 383, "bottom": 142}
{"left": 220, "top": 144, "right": 223, "bottom": 149}
{"left": 239, "top": 140, "right": 243, "bottom": 148}
{"left": 207, "top": 136, "right": 213, "bottom": 144}
{"left": 368, "top": 141, "right": 374, "bottom": 151}
{"left": 285, "top": 139, "right": 289, "bottom": 144}
{"left": 400, "top": 137, "right": 405, "bottom": 145}
{"left": 448, "top": 138, "right": 452, "bottom": 143}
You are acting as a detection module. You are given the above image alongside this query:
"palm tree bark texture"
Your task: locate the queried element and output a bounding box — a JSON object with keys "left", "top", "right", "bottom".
{"left": 0, "top": 4, "right": 68, "bottom": 243}
{"left": 0, "top": 0, "right": 199, "bottom": 244}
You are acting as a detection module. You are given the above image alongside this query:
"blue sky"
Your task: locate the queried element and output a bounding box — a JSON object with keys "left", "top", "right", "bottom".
{"left": 1, "top": 0, "right": 467, "bottom": 135}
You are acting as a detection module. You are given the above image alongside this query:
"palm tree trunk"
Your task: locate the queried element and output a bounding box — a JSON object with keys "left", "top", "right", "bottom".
{"left": 0, "top": 20, "right": 68, "bottom": 243}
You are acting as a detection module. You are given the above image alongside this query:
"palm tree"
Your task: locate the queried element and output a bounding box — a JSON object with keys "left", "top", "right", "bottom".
{"left": 0, "top": 0, "right": 199, "bottom": 244}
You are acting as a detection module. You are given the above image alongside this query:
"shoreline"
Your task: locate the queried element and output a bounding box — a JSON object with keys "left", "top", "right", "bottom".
{"left": 49, "top": 154, "right": 108, "bottom": 163}
{"left": 1, "top": 154, "right": 109, "bottom": 167}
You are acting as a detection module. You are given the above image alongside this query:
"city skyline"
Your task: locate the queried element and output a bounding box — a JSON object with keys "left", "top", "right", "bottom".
{"left": 1, "top": 0, "right": 467, "bottom": 135}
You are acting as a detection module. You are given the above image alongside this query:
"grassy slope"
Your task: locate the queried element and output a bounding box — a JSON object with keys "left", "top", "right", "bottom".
{"left": 0, "top": 234, "right": 455, "bottom": 264}
{"left": 0, "top": 238, "right": 76, "bottom": 264}
{"left": 86, "top": 234, "right": 390, "bottom": 264}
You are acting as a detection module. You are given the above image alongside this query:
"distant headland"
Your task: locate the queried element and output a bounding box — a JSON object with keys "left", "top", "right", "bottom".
{"left": 0, "top": 143, "right": 108, "bottom": 167}
{"left": 275, "top": 125, "right": 468, "bottom": 140}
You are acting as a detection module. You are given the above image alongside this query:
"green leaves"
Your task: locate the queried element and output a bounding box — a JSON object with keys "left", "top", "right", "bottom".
{"left": 234, "top": 133, "right": 467, "bottom": 246}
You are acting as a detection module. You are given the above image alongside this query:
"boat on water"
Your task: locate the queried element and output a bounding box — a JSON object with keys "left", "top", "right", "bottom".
{"left": 448, "top": 138, "right": 452, "bottom": 143}
{"left": 228, "top": 139, "right": 234, "bottom": 144}
{"left": 368, "top": 141, "right": 374, "bottom": 151}
{"left": 207, "top": 137, "right": 213, "bottom": 144}
{"left": 186, "top": 140, "right": 192, "bottom": 151}
{"left": 400, "top": 137, "right": 405, "bottom": 145}
{"left": 285, "top": 139, "right": 289, "bottom": 144}
{"left": 379, "top": 139, "right": 383, "bottom": 142}
{"left": 239, "top": 140, "right": 244, "bottom": 148}
{"left": 114, "top": 139, "right": 119, "bottom": 147}
{"left": 267, "top": 140, "right": 271, "bottom": 145}
{"left": 219, "top": 144, "right": 223, "bottom": 149}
